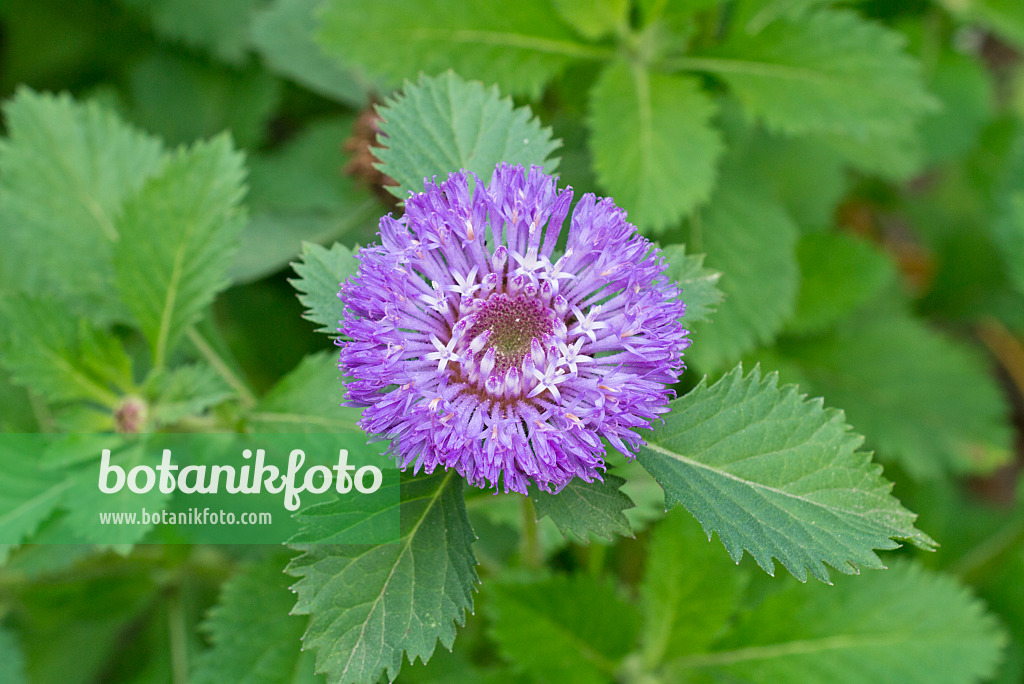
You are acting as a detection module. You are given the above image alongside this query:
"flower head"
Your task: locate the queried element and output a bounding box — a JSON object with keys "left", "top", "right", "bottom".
{"left": 339, "top": 163, "right": 689, "bottom": 493}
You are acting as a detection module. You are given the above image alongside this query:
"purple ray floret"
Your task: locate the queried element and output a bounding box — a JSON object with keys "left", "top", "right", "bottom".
{"left": 339, "top": 163, "right": 690, "bottom": 494}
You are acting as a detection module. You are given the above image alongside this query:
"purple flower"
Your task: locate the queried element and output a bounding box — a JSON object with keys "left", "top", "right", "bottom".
{"left": 339, "top": 164, "right": 689, "bottom": 494}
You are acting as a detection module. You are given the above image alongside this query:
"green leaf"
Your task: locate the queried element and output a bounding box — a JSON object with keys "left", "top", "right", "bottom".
{"left": 233, "top": 117, "right": 381, "bottom": 283}
{"left": 62, "top": 443, "right": 170, "bottom": 550}
{"left": 0, "top": 89, "right": 165, "bottom": 321}
{"left": 375, "top": 72, "right": 560, "bottom": 199}
{"left": 0, "top": 295, "right": 130, "bottom": 409}
{"left": 486, "top": 574, "right": 640, "bottom": 684}
{"left": 787, "top": 232, "right": 896, "bottom": 335}
{"left": 638, "top": 0, "right": 719, "bottom": 33}
{"left": 289, "top": 242, "right": 359, "bottom": 335}
{"left": 672, "top": 562, "right": 1006, "bottom": 684}
{"left": 771, "top": 314, "right": 1014, "bottom": 479}
{"left": 637, "top": 365, "right": 935, "bottom": 583}
{"left": 639, "top": 509, "right": 745, "bottom": 666}
{"left": 114, "top": 135, "right": 247, "bottom": 368}
{"left": 288, "top": 470, "right": 478, "bottom": 684}
{"left": 125, "top": 51, "right": 282, "bottom": 149}
{"left": 0, "top": 628, "right": 27, "bottom": 684}
{"left": 740, "top": 0, "right": 836, "bottom": 32}
{"left": 692, "top": 9, "right": 936, "bottom": 138}
{"left": 193, "top": 553, "right": 323, "bottom": 684}
{"left": 248, "top": 351, "right": 363, "bottom": 433}
{"left": 660, "top": 244, "right": 724, "bottom": 325}
{"left": 588, "top": 62, "right": 723, "bottom": 232}
{"left": 0, "top": 436, "right": 69, "bottom": 562}
{"left": 119, "top": 0, "right": 266, "bottom": 64}
{"left": 318, "top": 0, "right": 594, "bottom": 98}
{"left": 551, "top": 0, "right": 628, "bottom": 40}
{"left": 530, "top": 472, "right": 634, "bottom": 542}
{"left": 144, "top": 364, "right": 233, "bottom": 426}
{"left": 250, "top": 0, "right": 372, "bottom": 106}
{"left": 686, "top": 184, "right": 799, "bottom": 371}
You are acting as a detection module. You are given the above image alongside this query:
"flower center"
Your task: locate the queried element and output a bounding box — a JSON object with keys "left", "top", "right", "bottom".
{"left": 463, "top": 293, "right": 555, "bottom": 374}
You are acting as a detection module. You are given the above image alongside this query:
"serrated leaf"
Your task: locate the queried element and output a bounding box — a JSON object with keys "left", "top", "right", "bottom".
{"left": 62, "top": 443, "right": 169, "bottom": 550}
{"left": 289, "top": 242, "right": 359, "bottom": 334}
{"left": 375, "top": 72, "right": 560, "bottom": 199}
{"left": 588, "top": 62, "right": 722, "bottom": 233}
{"left": 248, "top": 352, "right": 363, "bottom": 432}
{"left": 113, "top": 135, "right": 247, "bottom": 368}
{"left": 145, "top": 364, "right": 233, "bottom": 426}
{"left": 671, "top": 562, "right": 1005, "bottom": 684}
{"left": 250, "top": 0, "right": 372, "bottom": 106}
{"left": 0, "top": 89, "right": 165, "bottom": 321}
{"left": 486, "top": 574, "right": 640, "bottom": 684}
{"left": 772, "top": 314, "right": 1013, "bottom": 479}
{"left": 0, "top": 628, "right": 27, "bottom": 684}
{"left": 693, "top": 9, "right": 935, "bottom": 138}
{"left": 119, "top": 0, "right": 266, "bottom": 64}
{"left": 660, "top": 244, "right": 724, "bottom": 325}
{"left": 530, "top": 472, "right": 634, "bottom": 542}
{"left": 551, "top": 0, "right": 628, "bottom": 40}
{"left": 0, "top": 436, "right": 69, "bottom": 562}
{"left": 787, "top": 232, "right": 895, "bottom": 335}
{"left": 192, "top": 553, "right": 323, "bottom": 684}
{"left": 637, "top": 364, "right": 935, "bottom": 583}
{"left": 0, "top": 295, "right": 130, "bottom": 409}
{"left": 318, "top": 0, "right": 591, "bottom": 98}
{"left": 686, "top": 185, "right": 798, "bottom": 371}
{"left": 640, "top": 509, "right": 745, "bottom": 666}
{"left": 288, "top": 470, "right": 478, "bottom": 684}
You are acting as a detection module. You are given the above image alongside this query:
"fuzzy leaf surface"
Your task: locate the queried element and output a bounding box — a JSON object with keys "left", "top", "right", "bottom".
{"left": 672, "top": 562, "right": 1005, "bottom": 684}
{"left": 0, "top": 90, "right": 164, "bottom": 320}
{"left": 686, "top": 185, "right": 798, "bottom": 371}
{"left": 660, "top": 244, "right": 724, "bottom": 325}
{"left": 192, "top": 553, "right": 322, "bottom": 684}
{"left": 640, "top": 509, "right": 745, "bottom": 664}
{"left": 637, "top": 365, "right": 934, "bottom": 583}
{"left": 289, "top": 242, "right": 358, "bottom": 335}
{"left": 375, "top": 72, "right": 560, "bottom": 199}
{"left": 288, "top": 471, "right": 478, "bottom": 684}
{"left": 486, "top": 575, "right": 640, "bottom": 684}
{"left": 588, "top": 62, "right": 722, "bottom": 232}
{"left": 771, "top": 315, "right": 1013, "bottom": 479}
{"left": 531, "top": 473, "right": 634, "bottom": 542}
{"left": 114, "top": 135, "right": 247, "bottom": 367}
{"left": 697, "top": 9, "right": 936, "bottom": 138}
{"left": 318, "top": 0, "right": 589, "bottom": 98}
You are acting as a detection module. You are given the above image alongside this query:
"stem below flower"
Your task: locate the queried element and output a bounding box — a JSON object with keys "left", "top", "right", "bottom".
{"left": 520, "top": 496, "right": 542, "bottom": 570}
{"left": 186, "top": 327, "right": 256, "bottom": 408}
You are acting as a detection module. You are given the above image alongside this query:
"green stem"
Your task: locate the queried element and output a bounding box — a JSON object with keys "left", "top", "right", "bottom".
{"left": 186, "top": 328, "right": 256, "bottom": 408}
{"left": 168, "top": 588, "right": 189, "bottom": 684}
{"left": 520, "top": 497, "right": 542, "bottom": 570}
